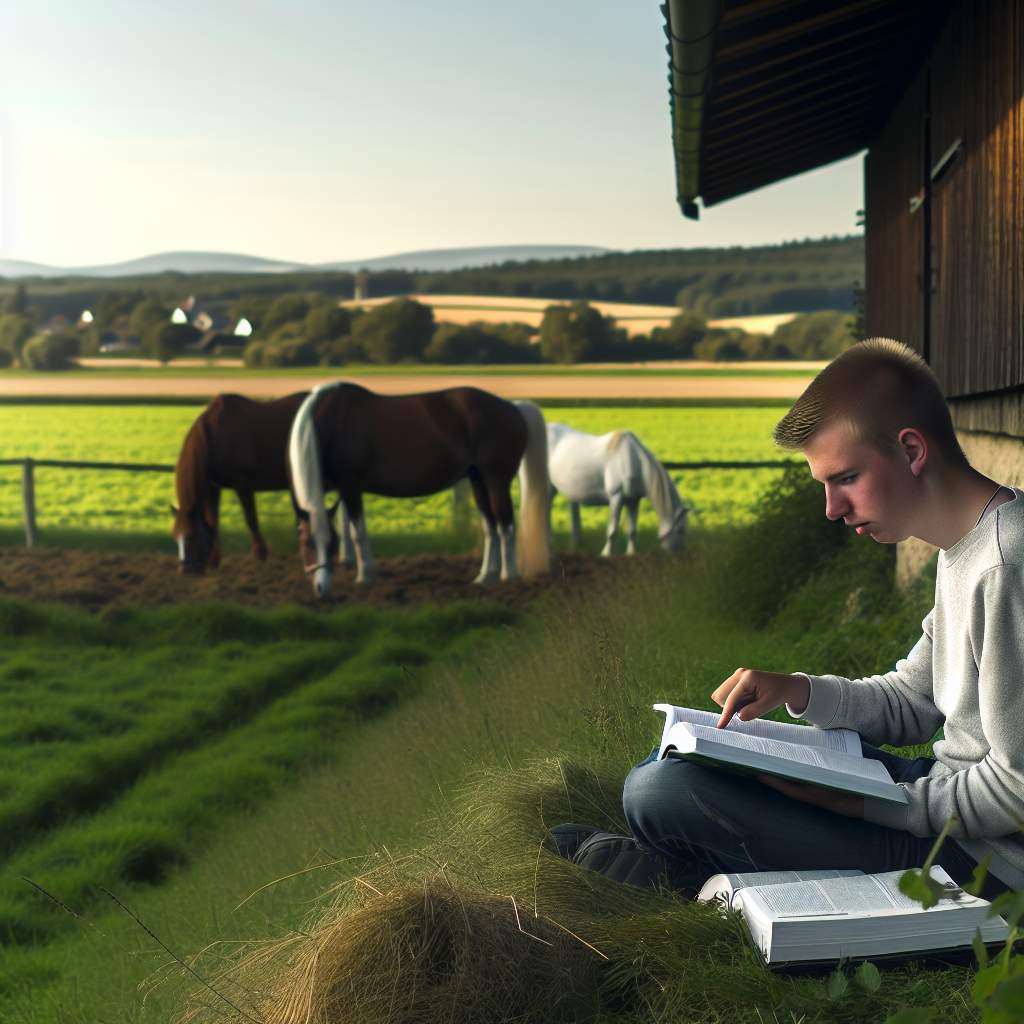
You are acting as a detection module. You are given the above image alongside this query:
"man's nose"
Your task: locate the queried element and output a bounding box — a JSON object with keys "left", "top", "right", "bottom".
{"left": 824, "top": 485, "right": 847, "bottom": 521}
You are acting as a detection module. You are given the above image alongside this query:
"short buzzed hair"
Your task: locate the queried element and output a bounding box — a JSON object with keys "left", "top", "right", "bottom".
{"left": 773, "top": 338, "right": 966, "bottom": 464}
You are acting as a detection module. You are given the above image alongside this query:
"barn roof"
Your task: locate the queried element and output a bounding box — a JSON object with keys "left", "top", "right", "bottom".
{"left": 665, "top": 0, "right": 950, "bottom": 218}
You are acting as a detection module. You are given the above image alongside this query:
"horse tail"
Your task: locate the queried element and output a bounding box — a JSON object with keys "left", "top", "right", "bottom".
{"left": 288, "top": 383, "right": 341, "bottom": 532}
{"left": 628, "top": 432, "right": 683, "bottom": 526}
{"left": 513, "top": 400, "right": 551, "bottom": 577}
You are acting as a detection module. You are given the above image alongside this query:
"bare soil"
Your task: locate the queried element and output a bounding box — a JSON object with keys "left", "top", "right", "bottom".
{"left": 0, "top": 547, "right": 623, "bottom": 614}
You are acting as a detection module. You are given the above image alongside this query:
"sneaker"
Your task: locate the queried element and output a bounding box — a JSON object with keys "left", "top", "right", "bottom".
{"left": 545, "top": 822, "right": 601, "bottom": 861}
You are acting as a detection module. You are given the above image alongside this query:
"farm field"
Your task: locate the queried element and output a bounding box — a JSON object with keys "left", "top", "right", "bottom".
{"left": 340, "top": 293, "right": 800, "bottom": 337}
{"left": 0, "top": 403, "right": 799, "bottom": 550}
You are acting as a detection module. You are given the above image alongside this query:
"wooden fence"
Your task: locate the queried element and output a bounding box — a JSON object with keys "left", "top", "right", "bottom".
{"left": 0, "top": 456, "right": 801, "bottom": 548}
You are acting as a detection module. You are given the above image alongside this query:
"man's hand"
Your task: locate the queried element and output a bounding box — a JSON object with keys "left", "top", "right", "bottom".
{"left": 712, "top": 668, "right": 810, "bottom": 728}
{"left": 758, "top": 775, "right": 865, "bottom": 818}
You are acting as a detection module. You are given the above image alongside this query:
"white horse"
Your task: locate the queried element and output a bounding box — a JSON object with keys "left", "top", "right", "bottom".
{"left": 544, "top": 422, "right": 689, "bottom": 556}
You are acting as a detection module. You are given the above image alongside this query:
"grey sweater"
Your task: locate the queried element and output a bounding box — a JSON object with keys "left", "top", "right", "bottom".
{"left": 790, "top": 487, "right": 1024, "bottom": 889}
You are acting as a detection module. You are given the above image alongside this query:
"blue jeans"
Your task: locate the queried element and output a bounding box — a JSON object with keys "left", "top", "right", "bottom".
{"left": 623, "top": 740, "right": 1008, "bottom": 899}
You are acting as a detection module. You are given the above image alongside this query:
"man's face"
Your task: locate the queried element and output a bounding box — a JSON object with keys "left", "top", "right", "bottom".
{"left": 803, "top": 421, "right": 915, "bottom": 544}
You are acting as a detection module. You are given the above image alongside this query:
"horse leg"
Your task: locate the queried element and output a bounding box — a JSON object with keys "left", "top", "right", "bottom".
{"left": 569, "top": 501, "right": 582, "bottom": 551}
{"left": 470, "top": 476, "right": 500, "bottom": 584}
{"left": 624, "top": 499, "right": 640, "bottom": 555}
{"left": 237, "top": 489, "right": 268, "bottom": 560}
{"left": 345, "top": 493, "right": 375, "bottom": 584}
{"left": 601, "top": 494, "right": 623, "bottom": 558}
{"left": 336, "top": 502, "right": 355, "bottom": 567}
{"left": 489, "top": 479, "right": 518, "bottom": 582}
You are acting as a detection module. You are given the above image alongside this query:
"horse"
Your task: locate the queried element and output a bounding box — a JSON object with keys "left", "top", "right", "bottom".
{"left": 288, "top": 381, "right": 550, "bottom": 596}
{"left": 172, "top": 392, "right": 312, "bottom": 573}
{"left": 545, "top": 422, "right": 689, "bottom": 556}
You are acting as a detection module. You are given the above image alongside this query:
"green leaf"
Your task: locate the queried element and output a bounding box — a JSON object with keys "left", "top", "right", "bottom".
{"left": 884, "top": 1008, "right": 937, "bottom": 1024}
{"left": 899, "top": 868, "right": 943, "bottom": 909}
{"left": 973, "top": 962, "right": 1006, "bottom": 1004}
{"left": 988, "top": 974, "right": 1024, "bottom": 1015}
{"left": 965, "top": 855, "right": 992, "bottom": 896}
{"left": 973, "top": 927, "right": 991, "bottom": 968}
{"left": 854, "top": 960, "right": 882, "bottom": 993}
{"left": 826, "top": 968, "right": 849, "bottom": 1001}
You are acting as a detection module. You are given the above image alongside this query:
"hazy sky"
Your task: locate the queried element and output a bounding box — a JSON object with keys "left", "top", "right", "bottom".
{"left": 1, "top": 1, "right": 864, "bottom": 268}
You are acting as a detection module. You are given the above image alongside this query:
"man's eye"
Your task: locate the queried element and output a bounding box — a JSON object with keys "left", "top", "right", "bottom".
{"left": 840, "top": 474, "right": 858, "bottom": 485}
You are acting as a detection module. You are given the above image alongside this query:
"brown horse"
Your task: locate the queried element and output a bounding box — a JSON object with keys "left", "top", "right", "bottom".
{"left": 172, "top": 392, "right": 310, "bottom": 573}
{"left": 288, "top": 381, "right": 550, "bottom": 595}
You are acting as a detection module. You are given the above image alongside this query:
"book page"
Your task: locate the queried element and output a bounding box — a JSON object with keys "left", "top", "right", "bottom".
{"left": 757, "top": 876, "right": 896, "bottom": 918}
{"left": 654, "top": 704, "right": 859, "bottom": 755}
{"left": 697, "top": 869, "right": 863, "bottom": 906}
{"left": 679, "top": 723, "right": 892, "bottom": 781}
{"left": 869, "top": 869, "right": 978, "bottom": 910}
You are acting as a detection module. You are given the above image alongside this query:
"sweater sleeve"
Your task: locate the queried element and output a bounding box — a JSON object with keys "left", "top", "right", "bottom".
{"left": 787, "top": 608, "right": 945, "bottom": 747}
{"left": 863, "top": 566, "right": 1024, "bottom": 839}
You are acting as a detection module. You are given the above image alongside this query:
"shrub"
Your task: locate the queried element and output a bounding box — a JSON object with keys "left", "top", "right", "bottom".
{"left": 0, "top": 313, "right": 34, "bottom": 360}
{"left": 538, "top": 302, "right": 622, "bottom": 364}
{"left": 772, "top": 311, "right": 853, "bottom": 360}
{"left": 146, "top": 322, "right": 199, "bottom": 363}
{"left": 351, "top": 298, "right": 434, "bottom": 363}
{"left": 21, "top": 331, "right": 80, "bottom": 371}
{"left": 424, "top": 322, "right": 539, "bottom": 364}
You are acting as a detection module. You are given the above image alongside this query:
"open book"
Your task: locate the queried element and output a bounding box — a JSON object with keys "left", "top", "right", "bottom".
{"left": 696, "top": 865, "right": 1010, "bottom": 967}
{"left": 654, "top": 704, "right": 908, "bottom": 805}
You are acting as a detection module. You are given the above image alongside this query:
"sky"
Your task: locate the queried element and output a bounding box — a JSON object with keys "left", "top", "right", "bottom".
{"left": 0, "top": 0, "right": 864, "bottom": 269}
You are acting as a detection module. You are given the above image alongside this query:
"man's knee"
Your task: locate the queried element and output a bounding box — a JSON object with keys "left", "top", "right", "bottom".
{"left": 624, "top": 758, "right": 714, "bottom": 829}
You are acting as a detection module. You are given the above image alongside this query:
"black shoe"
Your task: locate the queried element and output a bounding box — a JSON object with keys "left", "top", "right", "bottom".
{"left": 545, "top": 822, "right": 601, "bottom": 861}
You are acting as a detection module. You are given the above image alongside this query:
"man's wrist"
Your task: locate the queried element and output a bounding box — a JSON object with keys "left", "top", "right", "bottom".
{"left": 786, "top": 673, "right": 811, "bottom": 717}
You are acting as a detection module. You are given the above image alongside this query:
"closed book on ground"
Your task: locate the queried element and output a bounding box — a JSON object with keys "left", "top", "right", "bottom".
{"left": 696, "top": 865, "right": 1010, "bottom": 968}
{"left": 653, "top": 704, "right": 907, "bottom": 805}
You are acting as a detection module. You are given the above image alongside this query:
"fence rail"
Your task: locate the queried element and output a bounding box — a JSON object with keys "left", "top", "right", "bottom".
{"left": 0, "top": 456, "right": 801, "bottom": 548}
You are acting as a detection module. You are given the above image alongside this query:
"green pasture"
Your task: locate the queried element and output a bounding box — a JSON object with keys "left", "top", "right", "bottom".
{"left": 0, "top": 403, "right": 798, "bottom": 552}
{"left": 0, "top": 598, "right": 514, "bottom": 990}
{"left": 0, "top": 473, "right": 980, "bottom": 1024}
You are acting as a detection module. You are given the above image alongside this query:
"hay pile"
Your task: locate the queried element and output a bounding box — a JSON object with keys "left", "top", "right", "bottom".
{"left": 176, "top": 760, "right": 759, "bottom": 1024}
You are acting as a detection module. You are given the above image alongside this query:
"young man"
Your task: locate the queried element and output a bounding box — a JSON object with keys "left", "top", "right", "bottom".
{"left": 621, "top": 339, "right": 1024, "bottom": 897}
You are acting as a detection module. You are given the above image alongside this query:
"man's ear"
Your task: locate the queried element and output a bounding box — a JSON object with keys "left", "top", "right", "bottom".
{"left": 897, "top": 428, "right": 928, "bottom": 477}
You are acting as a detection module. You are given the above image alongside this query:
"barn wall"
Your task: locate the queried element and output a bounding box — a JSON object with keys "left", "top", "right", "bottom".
{"left": 864, "top": 73, "right": 925, "bottom": 353}
{"left": 865, "top": 0, "right": 1023, "bottom": 433}
{"left": 929, "top": 0, "right": 1024, "bottom": 399}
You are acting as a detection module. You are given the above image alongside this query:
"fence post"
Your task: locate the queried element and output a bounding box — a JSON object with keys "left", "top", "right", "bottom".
{"left": 22, "top": 458, "right": 37, "bottom": 548}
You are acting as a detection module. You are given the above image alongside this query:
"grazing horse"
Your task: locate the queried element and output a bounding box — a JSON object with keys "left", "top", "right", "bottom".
{"left": 288, "top": 381, "right": 550, "bottom": 596}
{"left": 172, "top": 392, "right": 310, "bottom": 573}
{"left": 545, "top": 422, "right": 689, "bottom": 556}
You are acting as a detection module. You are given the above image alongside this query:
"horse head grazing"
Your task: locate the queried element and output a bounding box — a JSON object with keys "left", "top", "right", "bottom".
{"left": 289, "top": 385, "right": 344, "bottom": 599}
{"left": 659, "top": 503, "right": 689, "bottom": 554}
{"left": 295, "top": 502, "right": 340, "bottom": 599}
{"left": 171, "top": 503, "right": 220, "bottom": 574}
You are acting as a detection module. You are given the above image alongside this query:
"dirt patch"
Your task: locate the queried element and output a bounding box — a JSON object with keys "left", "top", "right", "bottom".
{"left": 0, "top": 547, "right": 624, "bottom": 614}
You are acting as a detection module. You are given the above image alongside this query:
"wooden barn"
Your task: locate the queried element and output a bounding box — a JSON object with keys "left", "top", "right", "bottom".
{"left": 664, "top": 0, "right": 1023, "bottom": 576}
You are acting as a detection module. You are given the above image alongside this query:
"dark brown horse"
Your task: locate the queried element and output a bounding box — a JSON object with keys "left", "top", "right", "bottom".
{"left": 172, "top": 392, "right": 310, "bottom": 573}
{"left": 288, "top": 382, "right": 550, "bottom": 596}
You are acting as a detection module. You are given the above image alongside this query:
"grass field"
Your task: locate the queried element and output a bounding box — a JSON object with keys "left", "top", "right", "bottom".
{"left": 1, "top": 474, "right": 972, "bottom": 1024}
{"left": 0, "top": 598, "right": 515, "bottom": 996}
{"left": 0, "top": 403, "right": 799, "bottom": 550}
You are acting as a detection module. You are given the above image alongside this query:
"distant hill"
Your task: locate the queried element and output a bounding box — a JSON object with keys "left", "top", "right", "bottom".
{"left": 0, "top": 245, "right": 609, "bottom": 280}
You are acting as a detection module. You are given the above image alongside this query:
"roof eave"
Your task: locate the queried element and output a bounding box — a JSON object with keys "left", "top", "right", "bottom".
{"left": 664, "top": 0, "right": 722, "bottom": 220}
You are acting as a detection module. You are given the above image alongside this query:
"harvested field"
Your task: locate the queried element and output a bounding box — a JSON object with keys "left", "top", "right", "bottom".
{"left": 341, "top": 294, "right": 800, "bottom": 337}
{"left": 0, "top": 547, "right": 618, "bottom": 613}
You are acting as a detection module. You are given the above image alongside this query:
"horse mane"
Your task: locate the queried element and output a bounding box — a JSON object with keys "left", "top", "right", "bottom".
{"left": 289, "top": 382, "right": 344, "bottom": 541}
{"left": 618, "top": 432, "right": 683, "bottom": 527}
{"left": 176, "top": 405, "right": 213, "bottom": 515}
